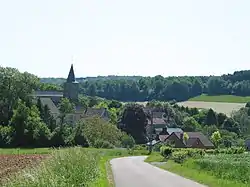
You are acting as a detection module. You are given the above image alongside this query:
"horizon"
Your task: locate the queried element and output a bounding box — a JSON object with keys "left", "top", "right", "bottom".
{"left": 1, "top": 0, "right": 250, "bottom": 77}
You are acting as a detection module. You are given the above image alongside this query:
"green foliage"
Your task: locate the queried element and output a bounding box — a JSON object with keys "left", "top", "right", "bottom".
{"left": 194, "top": 154, "right": 250, "bottom": 184}
{"left": 172, "top": 150, "right": 189, "bottom": 163}
{"left": 120, "top": 133, "right": 135, "bottom": 148}
{"left": 4, "top": 148, "right": 100, "bottom": 187}
{"left": 182, "top": 117, "right": 201, "bottom": 131}
{"left": 211, "top": 131, "right": 222, "bottom": 148}
{"left": 0, "top": 126, "right": 14, "bottom": 147}
{"left": 82, "top": 116, "right": 123, "bottom": 148}
{"left": 160, "top": 146, "right": 173, "bottom": 158}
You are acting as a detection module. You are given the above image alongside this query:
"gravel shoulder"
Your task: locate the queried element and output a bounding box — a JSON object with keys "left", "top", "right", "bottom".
{"left": 110, "top": 156, "right": 206, "bottom": 187}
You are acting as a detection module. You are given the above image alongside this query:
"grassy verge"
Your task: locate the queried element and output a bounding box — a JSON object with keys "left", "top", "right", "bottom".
{"left": 2, "top": 147, "right": 147, "bottom": 187}
{"left": 145, "top": 154, "right": 248, "bottom": 187}
{"left": 0, "top": 148, "right": 52, "bottom": 155}
{"left": 189, "top": 94, "right": 250, "bottom": 103}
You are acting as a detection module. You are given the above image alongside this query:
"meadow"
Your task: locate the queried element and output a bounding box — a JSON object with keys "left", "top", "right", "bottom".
{"left": 0, "top": 147, "right": 147, "bottom": 187}
{"left": 189, "top": 94, "right": 250, "bottom": 103}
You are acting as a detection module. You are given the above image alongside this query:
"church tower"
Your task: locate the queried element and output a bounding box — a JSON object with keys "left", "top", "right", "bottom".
{"left": 63, "top": 64, "right": 79, "bottom": 102}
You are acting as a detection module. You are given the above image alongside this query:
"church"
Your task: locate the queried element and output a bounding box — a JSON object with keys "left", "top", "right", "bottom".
{"left": 34, "top": 64, "right": 109, "bottom": 124}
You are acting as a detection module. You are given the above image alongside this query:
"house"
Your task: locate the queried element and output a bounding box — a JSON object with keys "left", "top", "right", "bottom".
{"left": 161, "top": 132, "right": 214, "bottom": 149}
{"left": 245, "top": 139, "right": 250, "bottom": 151}
{"left": 33, "top": 64, "right": 109, "bottom": 125}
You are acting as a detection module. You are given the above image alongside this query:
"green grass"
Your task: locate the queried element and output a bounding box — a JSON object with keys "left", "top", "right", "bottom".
{"left": 189, "top": 94, "right": 250, "bottom": 103}
{"left": 145, "top": 153, "right": 249, "bottom": 187}
{"left": 2, "top": 147, "right": 148, "bottom": 187}
{"left": 0, "top": 148, "right": 52, "bottom": 155}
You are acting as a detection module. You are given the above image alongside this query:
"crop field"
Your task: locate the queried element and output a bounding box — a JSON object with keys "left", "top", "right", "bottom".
{"left": 194, "top": 153, "right": 250, "bottom": 184}
{"left": 0, "top": 154, "right": 47, "bottom": 184}
{"left": 177, "top": 101, "right": 245, "bottom": 116}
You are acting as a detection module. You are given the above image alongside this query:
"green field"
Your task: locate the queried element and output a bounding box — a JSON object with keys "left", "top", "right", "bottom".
{"left": 189, "top": 94, "right": 250, "bottom": 103}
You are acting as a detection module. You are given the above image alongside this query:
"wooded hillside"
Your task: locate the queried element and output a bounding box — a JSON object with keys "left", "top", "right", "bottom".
{"left": 40, "top": 70, "right": 250, "bottom": 101}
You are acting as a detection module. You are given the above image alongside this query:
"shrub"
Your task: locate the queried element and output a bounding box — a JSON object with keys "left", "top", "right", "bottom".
{"left": 82, "top": 116, "right": 123, "bottom": 147}
{"left": 121, "top": 133, "right": 135, "bottom": 148}
{"left": 134, "top": 144, "right": 147, "bottom": 150}
{"left": 160, "top": 146, "right": 173, "bottom": 158}
{"left": 153, "top": 143, "right": 164, "bottom": 152}
{"left": 93, "top": 140, "right": 114, "bottom": 149}
{"left": 172, "top": 151, "right": 189, "bottom": 163}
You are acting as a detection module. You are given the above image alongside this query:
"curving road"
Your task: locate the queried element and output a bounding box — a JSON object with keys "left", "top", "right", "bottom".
{"left": 110, "top": 156, "right": 206, "bottom": 187}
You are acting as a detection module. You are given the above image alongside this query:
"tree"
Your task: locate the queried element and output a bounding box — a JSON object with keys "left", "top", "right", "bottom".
{"left": 222, "top": 118, "right": 240, "bottom": 134}
{"left": 217, "top": 113, "right": 227, "bottom": 127}
{"left": 10, "top": 99, "right": 29, "bottom": 146}
{"left": 82, "top": 116, "right": 123, "bottom": 147}
{"left": 205, "top": 109, "right": 218, "bottom": 126}
{"left": 120, "top": 103, "right": 148, "bottom": 144}
{"left": 58, "top": 98, "right": 75, "bottom": 125}
{"left": 183, "top": 132, "right": 189, "bottom": 144}
{"left": 211, "top": 131, "right": 222, "bottom": 148}
{"left": 182, "top": 117, "right": 201, "bottom": 131}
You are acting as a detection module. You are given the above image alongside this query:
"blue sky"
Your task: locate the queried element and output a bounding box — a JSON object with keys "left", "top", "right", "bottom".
{"left": 1, "top": 0, "right": 250, "bottom": 78}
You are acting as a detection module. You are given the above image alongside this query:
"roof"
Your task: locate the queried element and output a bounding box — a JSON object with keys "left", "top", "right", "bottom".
{"left": 167, "top": 128, "right": 183, "bottom": 134}
{"left": 245, "top": 139, "right": 250, "bottom": 146}
{"left": 83, "top": 108, "right": 108, "bottom": 118}
{"left": 148, "top": 118, "right": 167, "bottom": 126}
{"left": 186, "top": 137, "right": 199, "bottom": 147}
{"left": 186, "top": 132, "right": 214, "bottom": 147}
{"left": 40, "top": 97, "right": 60, "bottom": 114}
{"left": 152, "top": 112, "right": 165, "bottom": 118}
{"left": 159, "top": 135, "right": 169, "bottom": 142}
{"left": 34, "top": 91, "right": 63, "bottom": 97}
{"left": 67, "top": 64, "right": 78, "bottom": 83}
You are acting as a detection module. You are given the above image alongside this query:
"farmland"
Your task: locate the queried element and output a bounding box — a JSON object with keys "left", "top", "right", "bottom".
{"left": 178, "top": 101, "right": 245, "bottom": 116}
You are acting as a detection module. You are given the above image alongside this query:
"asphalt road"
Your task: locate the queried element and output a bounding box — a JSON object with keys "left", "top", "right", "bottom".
{"left": 110, "top": 156, "right": 206, "bottom": 187}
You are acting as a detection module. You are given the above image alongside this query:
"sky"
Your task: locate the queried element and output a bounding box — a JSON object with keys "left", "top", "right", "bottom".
{"left": 0, "top": 0, "right": 250, "bottom": 78}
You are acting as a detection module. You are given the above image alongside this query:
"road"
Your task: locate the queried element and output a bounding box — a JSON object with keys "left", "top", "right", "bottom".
{"left": 110, "top": 156, "right": 206, "bottom": 187}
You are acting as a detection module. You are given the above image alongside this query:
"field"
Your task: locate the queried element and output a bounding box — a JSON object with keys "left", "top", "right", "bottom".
{"left": 146, "top": 149, "right": 250, "bottom": 187}
{"left": 189, "top": 94, "right": 250, "bottom": 103}
{"left": 178, "top": 101, "right": 245, "bottom": 116}
{"left": 0, "top": 147, "right": 147, "bottom": 187}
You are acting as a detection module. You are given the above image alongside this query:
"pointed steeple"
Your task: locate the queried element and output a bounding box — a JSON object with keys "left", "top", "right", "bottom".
{"left": 66, "top": 64, "right": 76, "bottom": 82}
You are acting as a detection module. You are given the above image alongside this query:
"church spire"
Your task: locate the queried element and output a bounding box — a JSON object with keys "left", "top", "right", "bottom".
{"left": 66, "top": 64, "right": 76, "bottom": 82}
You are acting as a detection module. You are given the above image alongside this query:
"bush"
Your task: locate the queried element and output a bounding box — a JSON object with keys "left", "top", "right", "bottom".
{"left": 152, "top": 143, "right": 164, "bottom": 152}
{"left": 205, "top": 147, "right": 246, "bottom": 155}
{"left": 134, "top": 144, "right": 147, "bottom": 151}
{"left": 121, "top": 133, "right": 135, "bottom": 148}
{"left": 0, "top": 126, "right": 14, "bottom": 147}
{"left": 82, "top": 116, "right": 123, "bottom": 147}
{"left": 172, "top": 151, "right": 189, "bottom": 163}
{"left": 93, "top": 140, "right": 114, "bottom": 149}
{"left": 160, "top": 146, "right": 173, "bottom": 158}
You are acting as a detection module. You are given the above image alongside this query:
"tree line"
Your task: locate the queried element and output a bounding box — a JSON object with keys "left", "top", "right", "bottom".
{"left": 41, "top": 70, "right": 250, "bottom": 102}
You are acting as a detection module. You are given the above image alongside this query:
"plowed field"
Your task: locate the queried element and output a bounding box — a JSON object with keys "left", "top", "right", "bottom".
{"left": 0, "top": 154, "right": 47, "bottom": 183}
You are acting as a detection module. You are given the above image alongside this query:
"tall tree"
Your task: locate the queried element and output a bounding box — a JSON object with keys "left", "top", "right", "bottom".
{"left": 120, "top": 104, "right": 148, "bottom": 144}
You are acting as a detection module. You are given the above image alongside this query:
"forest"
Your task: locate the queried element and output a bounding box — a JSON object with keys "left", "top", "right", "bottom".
{"left": 40, "top": 70, "right": 250, "bottom": 102}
